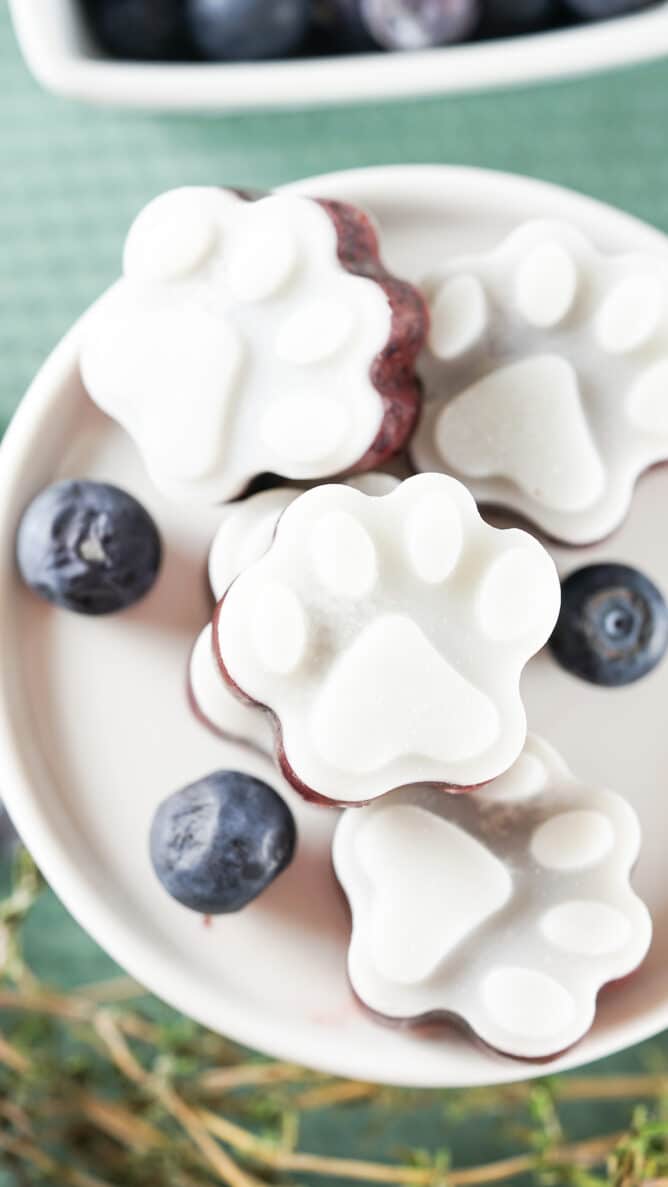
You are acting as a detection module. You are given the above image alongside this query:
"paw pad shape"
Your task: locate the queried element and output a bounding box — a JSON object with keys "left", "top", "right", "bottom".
{"left": 191, "top": 474, "right": 398, "bottom": 751}
{"left": 80, "top": 187, "right": 426, "bottom": 503}
{"left": 333, "top": 734, "right": 652, "bottom": 1059}
{"left": 214, "top": 473, "right": 560, "bottom": 804}
{"left": 412, "top": 219, "right": 668, "bottom": 544}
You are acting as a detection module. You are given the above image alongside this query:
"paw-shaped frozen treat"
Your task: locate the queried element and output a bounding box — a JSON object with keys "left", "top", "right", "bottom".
{"left": 333, "top": 733, "right": 651, "bottom": 1059}
{"left": 412, "top": 219, "right": 668, "bottom": 544}
{"left": 208, "top": 471, "right": 399, "bottom": 601}
{"left": 190, "top": 624, "right": 274, "bottom": 754}
{"left": 80, "top": 186, "right": 427, "bottom": 503}
{"left": 193, "top": 473, "right": 399, "bottom": 749}
{"left": 209, "top": 485, "right": 301, "bottom": 604}
{"left": 215, "top": 473, "right": 560, "bottom": 804}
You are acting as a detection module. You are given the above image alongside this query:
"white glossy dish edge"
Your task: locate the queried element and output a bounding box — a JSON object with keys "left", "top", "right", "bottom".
{"left": 9, "top": 0, "right": 668, "bottom": 111}
{"left": 1, "top": 166, "right": 667, "bottom": 1087}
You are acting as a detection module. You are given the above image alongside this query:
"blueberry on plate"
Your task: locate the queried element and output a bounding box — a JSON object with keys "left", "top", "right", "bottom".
{"left": 186, "top": 0, "right": 310, "bottom": 59}
{"left": 150, "top": 771, "right": 296, "bottom": 913}
{"left": 360, "top": 0, "right": 480, "bottom": 49}
{"left": 82, "top": 0, "right": 190, "bottom": 60}
{"left": 16, "top": 480, "right": 161, "bottom": 616}
{"left": 549, "top": 563, "right": 668, "bottom": 687}
{"left": 562, "top": 0, "right": 654, "bottom": 18}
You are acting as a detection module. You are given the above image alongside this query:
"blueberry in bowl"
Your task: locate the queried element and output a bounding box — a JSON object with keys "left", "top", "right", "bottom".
{"left": 478, "top": 0, "right": 560, "bottom": 36}
{"left": 186, "top": 0, "right": 311, "bottom": 59}
{"left": 81, "top": 0, "right": 190, "bottom": 59}
{"left": 549, "top": 563, "right": 668, "bottom": 687}
{"left": 78, "top": 0, "right": 663, "bottom": 62}
{"left": 359, "top": 0, "right": 481, "bottom": 49}
{"left": 311, "top": 1, "right": 376, "bottom": 51}
{"left": 150, "top": 771, "right": 297, "bottom": 913}
{"left": 562, "top": 0, "right": 655, "bottom": 16}
{"left": 16, "top": 480, "right": 162, "bottom": 616}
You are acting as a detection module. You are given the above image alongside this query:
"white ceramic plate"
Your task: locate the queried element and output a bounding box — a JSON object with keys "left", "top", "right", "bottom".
{"left": 1, "top": 165, "right": 667, "bottom": 1088}
{"left": 9, "top": 0, "right": 668, "bottom": 111}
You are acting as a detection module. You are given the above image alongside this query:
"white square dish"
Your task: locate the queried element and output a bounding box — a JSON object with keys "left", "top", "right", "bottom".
{"left": 9, "top": 0, "right": 668, "bottom": 112}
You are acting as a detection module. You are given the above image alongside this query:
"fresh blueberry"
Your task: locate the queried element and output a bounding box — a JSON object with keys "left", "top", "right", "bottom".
{"left": 17, "top": 480, "right": 161, "bottom": 616}
{"left": 186, "top": 0, "right": 310, "bottom": 59}
{"left": 150, "top": 771, "right": 296, "bottom": 913}
{"left": 549, "top": 563, "right": 668, "bottom": 687}
{"left": 359, "top": 0, "right": 480, "bottom": 49}
{"left": 562, "top": 0, "right": 654, "bottom": 18}
{"left": 315, "top": 0, "right": 376, "bottom": 49}
{"left": 82, "top": 0, "right": 190, "bottom": 60}
{"left": 479, "top": 0, "right": 559, "bottom": 35}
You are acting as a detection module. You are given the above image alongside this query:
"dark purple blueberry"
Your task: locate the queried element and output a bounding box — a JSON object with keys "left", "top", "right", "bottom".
{"left": 17, "top": 480, "right": 161, "bottom": 616}
{"left": 479, "top": 0, "right": 558, "bottom": 35}
{"left": 549, "top": 563, "right": 668, "bottom": 687}
{"left": 360, "top": 0, "right": 480, "bottom": 48}
{"left": 82, "top": 0, "right": 190, "bottom": 59}
{"left": 562, "top": 0, "right": 654, "bottom": 17}
{"left": 150, "top": 771, "right": 296, "bottom": 914}
{"left": 314, "top": 0, "right": 376, "bottom": 49}
{"left": 186, "top": 0, "right": 309, "bottom": 59}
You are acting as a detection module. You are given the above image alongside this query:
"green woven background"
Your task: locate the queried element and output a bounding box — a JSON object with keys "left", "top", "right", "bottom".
{"left": 3, "top": 10, "right": 668, "bottom": 430}
{"left": 2, "top": 6, "right": 668, "bottom": 1178}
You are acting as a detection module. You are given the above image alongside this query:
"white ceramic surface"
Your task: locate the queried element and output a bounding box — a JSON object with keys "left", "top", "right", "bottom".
{"left": 9, "top": 0, "right": 668, "bottom": 111}
{"left": 1, "top": 166, "right": 668, "bottom": 1088}
{"left": 333, "top": 734, "right": 652, "bottom": 1060}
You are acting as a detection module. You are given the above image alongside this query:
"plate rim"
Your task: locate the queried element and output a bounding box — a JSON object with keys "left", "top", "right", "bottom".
{"left": 1, "top": 164, "right": 667, "bottom": 1087}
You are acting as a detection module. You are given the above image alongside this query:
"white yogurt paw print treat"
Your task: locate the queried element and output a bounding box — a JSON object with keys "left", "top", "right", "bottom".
{"left": 208, "top": 472, "right": 399, "bottom": 602}
{"left": 190, "top": 473, "right": 399, "bottom": 749}
{"left": 189, "top": 623, "right": 274, "bottom": 753}
{"left": 80, "top": 187, "right": 427, "bottom": 503}
{"left": 413, "top": 219, "right": 668, "bottom": 544}
{"left": 333, "top": 734, "right": 651, "bottom": 1059}
{"left": 214, "top": 473, "right": 560, "bottom": 804}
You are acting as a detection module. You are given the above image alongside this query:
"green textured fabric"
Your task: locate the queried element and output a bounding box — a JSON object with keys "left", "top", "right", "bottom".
{"left": 3, "top": 7, "right": 668, "bottom": 431}
{"left": 8, "top": 882, "right": 668, "bottom": 1185}
{"left": 1, "top": 6, "right": 668, "bottom": 1174}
